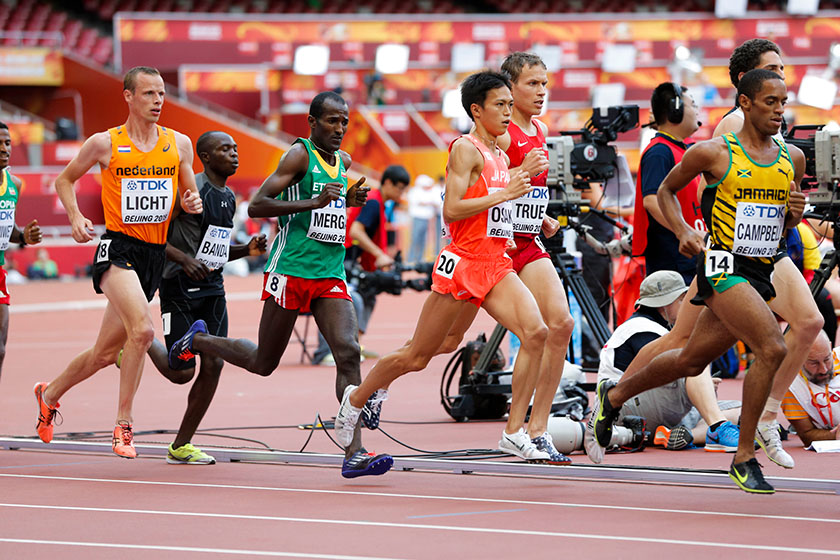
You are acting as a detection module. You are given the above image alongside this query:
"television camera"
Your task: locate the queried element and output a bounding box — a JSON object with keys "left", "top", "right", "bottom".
{"left": 346, "top": 254, "right": 433, "bottom": 300}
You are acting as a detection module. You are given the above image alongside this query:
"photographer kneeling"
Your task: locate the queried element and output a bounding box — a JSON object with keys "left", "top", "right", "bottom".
{"left": 313, "top": 165, "right": 411, "bottom": 365}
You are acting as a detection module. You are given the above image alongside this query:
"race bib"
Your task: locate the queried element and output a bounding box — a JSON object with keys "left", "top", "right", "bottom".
{"left": 121, "top": 177, "right": 173, "bottom": 224}
{"left": 265, "top": 272, "right": 287, "bottom": 299}
{"left": 486, "top": 188, "right": 513, "bottom": 239}
{"left": 195, "top": 225, "right": 232, "bottom": 270}
{"left": 512, "top": 186, "right": 549, "bottom": 234}
{"left": 95, "top": 238, "right": 112, "bottom": 263}
{"left": 161, "top": 312, "right": 171, "bottom": 336}
{"left": 705, "top": 249, "right": 735, "bottom": 277}
{"left": 308, "top": 196, "right": 346, "bottom": 244}
{"left": 732, "top": 202, "right": 785, "bottom": 258}
{"left": 434, "top": 250, "right": 461, "bottom": 280}
{"left": 0, "top": 204, "right": 15, "bottom": 252}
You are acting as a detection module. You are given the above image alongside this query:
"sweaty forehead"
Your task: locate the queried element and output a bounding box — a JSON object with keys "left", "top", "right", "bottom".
{"left": 485, "top": 86, "right": 512, "bottom": 103}
{"left": 758, "top": 51, "right": 784, "bottom": 69}
{"left": 0, "top": 130, "right": 10, "bottom": 141}
{"left": 759, "top": 79, "right": 787, "bottom": 97}
{"left": 321, "top": 100, "right": 349, "bottom": 118}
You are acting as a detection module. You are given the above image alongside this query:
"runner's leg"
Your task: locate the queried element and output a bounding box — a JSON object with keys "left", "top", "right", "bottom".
{"left": 0, "top": 303, "right": 8, "bottom": 380}
{"left": 517, "top": 258, "right": 573, "bottom": 437}
{"left": 481, "top": 272, "right": 548, "bottom": 435}
{"left": 684, "top": 370, "right": 727, "bottom": 426}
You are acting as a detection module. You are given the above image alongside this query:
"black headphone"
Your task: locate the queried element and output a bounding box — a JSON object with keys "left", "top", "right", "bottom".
{"left": 666, "top": 82, "right": 684, "bottom": 124}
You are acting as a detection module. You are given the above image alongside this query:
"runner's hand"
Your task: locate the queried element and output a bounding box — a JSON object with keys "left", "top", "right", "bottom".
{"left": 70, "top": 213, "right": 95, "bottom": 243}
{"left": 181, "top": 189, "right": 203, "bottom": 214}
{"left": 314, "top": 183, "right": 343, "bottom": 208}
{"left": 677, "top": 228, "right": 705, "bottom": 257}
{"left": 248, "top": 234, "right": 267, "bottom": 256}
{"left": 505, "top": 237, "right": 517, "bottom": 252}
{"left": 788, "top": 180, "right": 805, "bottom": 225}
{"left": 520, "top": 147, "right": 549, "bottom": 177}
{"left": 541, "top": 215, "right": 560, "bottom": 238}
{"left": 23, "top": 219, "right": 42, "bottom": 245}
{"left": 347, "top": 177, "right": 369, "bottom": 207}
{"left": 181, "top": 255, "right": 210, "bottom": 281}
{"left": 506, "top": 170, "right": 531, "bottom": 200}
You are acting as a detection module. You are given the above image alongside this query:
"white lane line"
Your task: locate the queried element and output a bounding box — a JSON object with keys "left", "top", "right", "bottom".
{"left": 0, "top": 538, "right": 403, "bottom": 559}
{"left": 1, "top": 503, "right": 837, "bottom": 556}
{"left": 0, "top": 473, "right": 834, "bottom": 525}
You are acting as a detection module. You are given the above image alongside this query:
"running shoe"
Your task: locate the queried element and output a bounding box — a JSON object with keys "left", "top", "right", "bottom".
{"left": 729, "top": 458, "right": 775, "bottom": 494}
{"left": 335, "top": 384, "right": 362, "bottom": 448}
{"left": 593, "top": 379, "right": 620, "bottom": 448}
{"left": 166, "top": 442, "right": 216, "bottom": 465}
{"left": 116, "top": 348, "right": 123, "bottom": 369}
{"left": 167, "top": 319, "right": 207, "bottom": 370}
{"left": 653, "top": 425, "right": 693, "bottom": 450}
{"left": 361, "top": 389, "right": 388, "bottom": 430}
{"left": 756, "top": 420, "right": 794, "bottom": 469}
{"left": 705, "top": 420, "right": 740, "bottom": 453}
{"left": 112, "top": 421, "right": 137, "bottom": 459}
{"left": 584, "top": 392, "right": 605, "bottom": 463}
{"left": 498, "top": 428, "right": 551, "bottom": 462}
{"left": 33, "top": 382, "right": 61, "bottom": 443}
{"left": 341, "top": 449, "right": 393, "bottom": 478}
{"left": 531, "top": 432, "right": 572, "bottom": 465}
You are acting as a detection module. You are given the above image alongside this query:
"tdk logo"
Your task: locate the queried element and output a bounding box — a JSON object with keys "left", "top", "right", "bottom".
{"left": 0, "top": 210, "right": 14, "bottom": 220}
{"left": 525, "top": 187, "right": 549, "bottom": 200}
{"left": 743, "top": 205, "right": 784, "bottom": 219}
{"left": 126, "top": 179, "right": 169, "bottom": 191}
{"left": 209, "top": 228, "right": 231, "bottom": 239}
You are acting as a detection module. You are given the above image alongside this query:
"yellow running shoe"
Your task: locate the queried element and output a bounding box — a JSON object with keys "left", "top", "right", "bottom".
{"left": 166, "top": 442, "right": 216, "bottom": 465}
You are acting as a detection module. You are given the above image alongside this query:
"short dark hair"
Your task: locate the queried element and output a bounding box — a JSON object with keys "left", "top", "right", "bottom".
{"left": 650, "top": 83, "right": 687, "bottom": 125}
{"left": 729, "top": 39, "right": 781, "bottom": 88}
{"left": 382, "top": 164, "right": 410, "bottom": 186}
{"left": 196, "top": 130, "right": 228, "bottom": 156}
{"left": 310, "top": 91, "right": 347, "bottom": 120}
{"left": 737, "top": 69, "right": 784, "bottom": 102}
{"left": 460, "top": 70, "right": 512, "bottom": 122}
{"left": 501, "top": 52, "right": 546, "bottom": 83}
{"left": 0, "top": 122, "right": 7, "bottom": 131}
{"left": 123, "top": 66, "right": 161, "bottom": 92}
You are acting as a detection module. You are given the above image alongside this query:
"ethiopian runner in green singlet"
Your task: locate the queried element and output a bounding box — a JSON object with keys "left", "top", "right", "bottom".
{"left": 588, "top": 69, "right": 806, "bottom": 494}
{"left": 167, "top": 92, "right": 394, "bottom": 478}
{"left": 0, "top": 122, "right": 43, "bottom": 382}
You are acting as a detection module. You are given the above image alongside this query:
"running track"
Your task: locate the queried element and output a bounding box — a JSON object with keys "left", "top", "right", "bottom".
{"left": 0, "top": 275, "right": 837, "bottom": 559}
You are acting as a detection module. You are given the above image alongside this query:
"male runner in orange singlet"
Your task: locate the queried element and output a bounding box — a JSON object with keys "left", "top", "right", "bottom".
{"left": 336, "top": 71, "right": 553, "bottom": 460}
{"left": 34, "top": 66, "right": 203, "bottom": 458}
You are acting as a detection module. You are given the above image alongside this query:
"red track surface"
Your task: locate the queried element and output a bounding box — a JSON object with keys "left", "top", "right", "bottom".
{"left": 1, "top": 276, "right": 838, "bottom": 559}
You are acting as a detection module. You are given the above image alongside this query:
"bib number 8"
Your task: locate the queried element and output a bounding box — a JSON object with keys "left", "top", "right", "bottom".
{"left": 96, "top": 239, "right": 112, "bottom": 264}
{"left": 435, "top": 250, "right": 461, "bottom": 280}
{"left": 266, "top": 272, "right": 286, "bottom": 299}
{"left": 705, "top": 249, "right": 735, "bottom": 277}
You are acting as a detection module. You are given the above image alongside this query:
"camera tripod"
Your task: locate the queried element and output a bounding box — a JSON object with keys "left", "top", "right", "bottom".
{"left": 806, "top": 208, "right": 840, "bottom": 299}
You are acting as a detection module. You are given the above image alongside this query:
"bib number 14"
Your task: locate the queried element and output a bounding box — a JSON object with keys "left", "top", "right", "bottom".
{"left": 705, "top": 249, "right": 734, "bottom": 277}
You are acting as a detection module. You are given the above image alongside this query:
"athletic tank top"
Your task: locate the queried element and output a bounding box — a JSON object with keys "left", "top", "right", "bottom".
{"left": 702, "top": 132, "right": 794, "bottom": 264}
{"left": 505, "top": 120, "right": 549, "bottom": 237}
{"left": 101, "top": 125, "right": 180, "bottom": 245}
{"left": 447, "top": 134, "right": 512, "bottom": 255}
{"left": 264, "top": 138, "right": 348, "bottom": 280}
{"left": 0, "top": 168, "right": 20, "bottom": 265}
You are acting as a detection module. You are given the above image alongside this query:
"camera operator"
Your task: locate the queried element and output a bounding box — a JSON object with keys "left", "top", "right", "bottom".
{"left": 312, "top": 165, "right": 411, "bottom": 365}
{"left": 632, "top": 83, "right": 703, "bottom": 285}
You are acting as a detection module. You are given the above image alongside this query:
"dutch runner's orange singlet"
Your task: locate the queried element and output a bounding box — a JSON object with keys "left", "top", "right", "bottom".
{"left": 447, "top": 134, "right": 512, "bottom": 255}
{"left": 101, "top": 125, "right": 180, "bottom": 245}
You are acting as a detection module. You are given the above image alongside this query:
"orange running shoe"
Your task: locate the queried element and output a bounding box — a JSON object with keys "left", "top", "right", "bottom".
{"left": 653, "top": 424, "right": 692, "bottom": 450}
{"left": 112, "top": 421, "right": 137, "bottom": 459}
{"left": 33, "top": 382, "right": 61, "bottom": 443}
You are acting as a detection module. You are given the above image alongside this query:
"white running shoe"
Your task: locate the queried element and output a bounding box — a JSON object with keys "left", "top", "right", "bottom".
{"left": 335, "top": 385, "right": 362, "bottom": 448}
{"left": 583, "top": 393, "right": 606, "bottom": 464}
{"left": 498, "top": 428, "right": 551, "bottom": 462}
{"left": 756, "top": 420, "right": 794, "bottom": 469}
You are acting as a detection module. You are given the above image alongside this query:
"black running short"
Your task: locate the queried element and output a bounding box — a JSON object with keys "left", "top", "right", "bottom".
{"left": 161, "top": 294, "right": 229, "bottom": 370}
{"left": 92, "top": 230, "right": 166, "bottom": 301}
{"left": 692, "top": 248, "right": 776, "bottom": 306}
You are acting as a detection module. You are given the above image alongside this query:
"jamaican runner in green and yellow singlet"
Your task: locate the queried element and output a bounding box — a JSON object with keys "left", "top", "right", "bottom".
{"left": 697, "top": 130, "right": 795, "bottom": 299}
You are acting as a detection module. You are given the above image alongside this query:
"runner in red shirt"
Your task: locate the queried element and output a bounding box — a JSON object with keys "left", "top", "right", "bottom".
{"left": 335, "top": 71, "right": 553, "bottom": 461}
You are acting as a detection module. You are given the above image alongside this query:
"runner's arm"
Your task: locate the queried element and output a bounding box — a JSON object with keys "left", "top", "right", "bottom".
{"left": 248, "top": 144, "right": 322, "bottom": 218}
{"left": 443, "top": 138, "right": 530, "bottom": 223}
{"left": 165, "top": 242, "right": 209, "bottom": 281}
{"left": 8, "top": 174, "right": 42, "bottom": 245}
{"left": 229, "top": 234, "right": 267, "bottom": 261}
{"left": 175, "top": 132, "right": 202, "bottom": 215}
{"left": 54, "top": 132, "right": 110, "bottom": 243}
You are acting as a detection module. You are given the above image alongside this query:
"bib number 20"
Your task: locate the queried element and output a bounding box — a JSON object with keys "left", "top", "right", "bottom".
{"left": 435, "top": 250, "right": 461, "bottom": 280}
{"left": 705, "top": 249, "right": 734, "bottom": 277}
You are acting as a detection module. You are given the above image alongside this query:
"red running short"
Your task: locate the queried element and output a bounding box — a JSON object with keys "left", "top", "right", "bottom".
{"left": 261, "top": 272, "right": 352, "bottom": 313}
{"left": 509, "top": 235, "right": 550, "bottom": 274}
{"left": 0, "top": 268, "right": 9, "bottom": 305}
{"left": 431, "top": 245, "right": 513, "bottom": 307}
